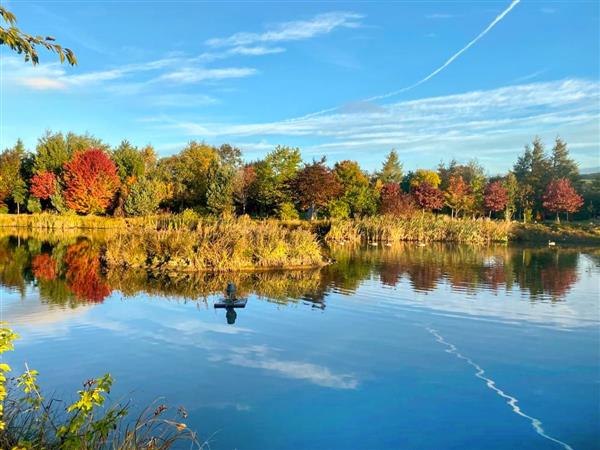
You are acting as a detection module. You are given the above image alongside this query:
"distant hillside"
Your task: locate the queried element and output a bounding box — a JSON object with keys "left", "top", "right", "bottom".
{"left": 580, "top": 166, "right": 600, "bottom": 175}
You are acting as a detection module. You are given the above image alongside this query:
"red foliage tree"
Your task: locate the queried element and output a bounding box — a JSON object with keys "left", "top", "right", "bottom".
{"left": 380, "top": 183, "right": 416, "bottom": 216}
{"left": 63, "top": 148, "right": 120, "bottom": 214}
{"left": 483, "top": 181, "right": 508, "bottom": 216}
{"left": 542, "top": 178, "right": 584, "bottom": 222}
{"left": 30, "top": 171, "right": 57, "bottom": 200}
{"left": 31, "top": 253, "right": 57, "bottom": 281}
{"left": 413, "top": 182, "right": 444, "bottom": 212}
{"left": 292, "top": 160, "right": 341, "bottom": 219}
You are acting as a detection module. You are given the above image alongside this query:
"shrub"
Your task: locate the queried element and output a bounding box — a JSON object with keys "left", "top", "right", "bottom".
{"left": 124, "top": 178, "right": 161, "bottom": 217}
{"left": 26, "top": 198, "right": 42, "bottom": 214}
{"left": 278, "top": 202, "right": 300, "bottom": 220}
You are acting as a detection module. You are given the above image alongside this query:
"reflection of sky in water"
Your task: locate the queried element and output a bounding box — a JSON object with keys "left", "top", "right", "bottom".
{"left": 1, "top": 238, "right": 599, "bottom": 450}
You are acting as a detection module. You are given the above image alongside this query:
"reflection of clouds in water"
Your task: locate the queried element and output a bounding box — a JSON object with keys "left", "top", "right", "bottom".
{"left": 427, "top": 327, "right": 574, "bottom": 450}
{"left": 211, "top": 345, "right": 358, "bottom": 390}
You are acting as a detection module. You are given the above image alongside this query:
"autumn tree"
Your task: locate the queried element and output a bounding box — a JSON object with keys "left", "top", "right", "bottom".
{"left": 409, "top": 169, "right": 441, "bottom": 190}
{"left": 379, "top": 183, "right": 416, "bottom": 216}
{"left": 444, "top": 176, "right": 473, "bottom": 218}
{"left": 292, "top": 159, "right": 341, "bottom": 220}
{"left": 30, "top": 171, "right": 57, "bottom": 206}
{"left": 542, "top": 178, "right": 584, "bottom": 223}
{"left": 63, "top": 148, "right": 120, "bottom": 214}
{"left": 217, "top": 144, "right": 242, "bottom": 168}
{"left": 233, "top": 164, "right": 257, "bottom": 214}
{"left": 413, "top": 182, "right": 444, "bottom": 212}
{"left": 483, "top": 181, "right": 508, "bottom": 217}
{"left": 376, "top": 149, "right": 403, "bottom": 184}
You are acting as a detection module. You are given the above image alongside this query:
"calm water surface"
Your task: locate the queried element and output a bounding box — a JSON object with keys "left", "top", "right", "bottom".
{"left": 1, "top": 234, "right": 599, "bottom": 450}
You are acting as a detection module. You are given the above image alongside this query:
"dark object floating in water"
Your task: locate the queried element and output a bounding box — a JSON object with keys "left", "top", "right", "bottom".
{"left": 214, "top": 298, "right": 247, "bottom": 309}
{"left": 214, "top": 282, "right": 247, "bottom": 308}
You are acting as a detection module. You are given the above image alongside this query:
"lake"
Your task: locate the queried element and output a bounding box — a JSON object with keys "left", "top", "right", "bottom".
{"left": 1, "top": 234, "right": 599, "bottom": 450}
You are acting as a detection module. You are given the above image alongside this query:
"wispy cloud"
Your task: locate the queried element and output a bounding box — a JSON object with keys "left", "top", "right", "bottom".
{"left": 149, "top": 79, "right": 599, "bottom": 170}
{"left": 206, "top": 11, "right": 364, "bottom": 48}
{"left": 158, "top": 67, "right": 258, "bottom": 84}
{"left": 302, "top": 0, "right": 521, "bottom": 118}
{"left": 367, "top": 0, "right": 522, "bottom": 101}
{"left": 1, "top": 55, "right": 256, "bottom": 92}
{"left": 512, "top": 69, "right": 547, "bottom": 83}
{"left": 210, "top": 345, "right": 359, "bottom": 389}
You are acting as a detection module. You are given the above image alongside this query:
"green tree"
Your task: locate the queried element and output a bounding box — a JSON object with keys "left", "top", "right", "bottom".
{"left": 513, "top": 137, "right": 551, "bottom": 218}
{"left": 376, "top": 149, "right": 403, "bottom": 184}
{"left": 124, "top": 178, "right": 161, "bottom": 216}
{"left": 206, "top": 160, "right": 235, "bottom": 216}
{"left": 550, "top": 137, "right": 579, "bottom": 183}
{"left": 0, "top": 140, "right": 27, "bottom": 212}
{"left": 252, "top": 146, "right": 301, "bottom": 215}
{"left": 502, "top": 172, "right": 519, "bottom": 221}
{"left": 0, "top": 6, "right": 76, "bottom": 65}
{"left": 157, "top": 141, "right": 219, "bottom": 210}
{"left": 34, "top": 131, "right": 70, "bottom": 174}
{"left": 217, "top": 144, "right": 242, "bottom": 168}
{"left": 333, "top": 160, "right": 377, "bottom": 217}
{"left": 112, "top": 140, "right": 146, "bottom": 182}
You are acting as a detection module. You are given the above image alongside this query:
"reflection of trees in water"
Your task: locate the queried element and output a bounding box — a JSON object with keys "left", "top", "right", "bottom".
{"left": 0, "top": 235, "right": 586, "bottom": 307}
{"left": 105, "top": 268, "right": 325, "bottom": 306}
{"left": 511, "top": 249, "right": 580, "bottom": 300}
{"left": 329, "top": 244, "right": 581, "bottom": 300}
{"left": 64, "top": 240, "right": 112, "bottom": 302}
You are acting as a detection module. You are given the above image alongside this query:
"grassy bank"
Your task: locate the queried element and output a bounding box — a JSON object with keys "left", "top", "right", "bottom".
{"left": 511, "top": 221, "right": 600, "bottom": 244}
{"left": 325, "top": 215, "right": 512, "bottom": 244}
{"left": 103, "top": 217, "right": 325, "bottom": 271}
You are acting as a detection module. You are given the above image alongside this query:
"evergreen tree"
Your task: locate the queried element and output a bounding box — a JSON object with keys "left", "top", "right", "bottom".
{"left": 377, "top": 149, "right": 403, "bottom": 184}
{"left": 550, "top": 137, "right": 579, "bottom": 183}
{"left": 206, "top": 160, "right": 235, "bottom": 216}
{"left": 513, "top": 137, "right": 551, "bottom": 217}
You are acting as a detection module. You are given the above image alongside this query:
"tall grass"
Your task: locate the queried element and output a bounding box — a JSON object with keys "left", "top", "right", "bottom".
{"left": 326, "top": 214, "right": 512, "bottom": 244}
{"left": 103, "top": 216, "right": 325, "bottom": 271}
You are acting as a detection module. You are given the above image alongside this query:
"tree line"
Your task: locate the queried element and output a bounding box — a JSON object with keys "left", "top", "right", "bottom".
{"left": 0, "top": 131, "right": 596, "bottom": 222}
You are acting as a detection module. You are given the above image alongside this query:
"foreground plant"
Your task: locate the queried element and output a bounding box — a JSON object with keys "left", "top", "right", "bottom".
{"left": 0, "top": 324, "right": 205, "bottom": 449}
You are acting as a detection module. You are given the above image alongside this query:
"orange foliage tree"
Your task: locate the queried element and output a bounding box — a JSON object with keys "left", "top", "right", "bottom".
{"left": 65, "top": 240, "right": 112, "bottom": 302}
{"left": 30, "top": 171, "right": 57, "bottom": 200}
{"left": 63, "top": 148, "right": 119, "bottom": 214}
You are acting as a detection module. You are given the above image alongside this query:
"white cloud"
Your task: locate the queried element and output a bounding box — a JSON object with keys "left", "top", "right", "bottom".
{"left": 20, "top": 77, "right": 67, "bottom": 90}
{"left": 206, "top": 11, "right": 363, "bottom": 48}
{"left": 212, "top": 345, "right": 359, "bottom": 389}
{"left": 151, "top": 79, "right": 599, "bottom": 170}
{"left": 158, "top": 67, "right": 258, "bottom": 84}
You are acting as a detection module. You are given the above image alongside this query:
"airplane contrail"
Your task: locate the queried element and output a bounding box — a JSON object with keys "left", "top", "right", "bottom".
{"left": 300, "top": 0, "right": 521, "bottom": 120}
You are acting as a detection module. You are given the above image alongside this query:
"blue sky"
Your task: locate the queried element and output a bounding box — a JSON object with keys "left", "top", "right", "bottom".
{"left": 1, "top": 0, "right": 599, "bottom": 173}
